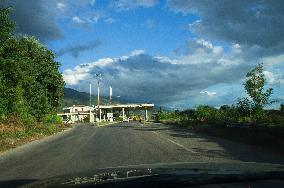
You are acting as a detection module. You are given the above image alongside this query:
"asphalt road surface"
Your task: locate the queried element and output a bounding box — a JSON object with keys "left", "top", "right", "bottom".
{"left": 0, "top": 121, "right": 283, "bottom": 181}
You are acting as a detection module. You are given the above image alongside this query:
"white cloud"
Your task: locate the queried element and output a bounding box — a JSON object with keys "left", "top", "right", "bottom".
{"left": 72, "top": 16, "right": 85, "bottom": 24}
{"left": 63, "top": 48, "right": 252, "bottom": 106}
{"left": 196, "top": 39, "right": 213, "bottom": 49}
{"left": 263, "top": 54, "right": 284, "bottom": 66}
{"left": 114, "top": 0, "right": 157, "bottom": 10}
{"left": 63, "top": 69, "right": 90, "bottom": 85}
{"left": 264, "top": 71, "right": 284, "bottom": 85}
{"left": 56, "top": 2, "right": 66, "bottom": 11}
{"left": 200, "top": 91, "right": 217, "bottom": 97}
{"left": 189, "top": 19, "right": 201, "bottom": 27}
{"left": 95, "top": 58, "right": 114, "bottom": 67}
{"left": 130, "top": 49, "right": 145, "bottom": 56}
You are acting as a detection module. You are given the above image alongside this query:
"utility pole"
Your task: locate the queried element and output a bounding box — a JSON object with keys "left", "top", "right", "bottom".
{"left": 95, "top": 73, "right": 102, "bottom": 122}
{"left": 89, "top": 83, "right": 92, "bottom": 123}
{"left": 109, "top": 84, "right": 112, "bottom": 105}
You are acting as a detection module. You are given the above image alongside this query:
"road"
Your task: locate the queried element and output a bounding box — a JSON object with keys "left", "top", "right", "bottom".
{"left": 0, "top": 121, "right": 283, "bottom": 181}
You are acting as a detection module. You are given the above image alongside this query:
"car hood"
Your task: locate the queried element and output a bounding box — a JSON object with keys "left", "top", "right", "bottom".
{"left": 21, "top": 162, "right": 284, "bottom": 187}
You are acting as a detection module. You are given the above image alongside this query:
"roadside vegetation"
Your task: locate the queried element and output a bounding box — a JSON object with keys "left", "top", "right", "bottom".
{"left": 0, "top": 6, "right": 66, "bottom": 152}
{"left": 156, "top": 64, "right": 284, "bottom": 153}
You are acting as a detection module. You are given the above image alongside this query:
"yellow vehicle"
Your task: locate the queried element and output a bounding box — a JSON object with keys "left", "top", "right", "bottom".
{"left": 131, "top": 115, "right": 140, "bottom": 121}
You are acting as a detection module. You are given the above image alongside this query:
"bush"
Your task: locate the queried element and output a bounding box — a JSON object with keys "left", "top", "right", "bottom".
{"left": 281, "top": 104, "right": 284, "bottom": 114}
{"left": 195, "top": 105, "right": 217, "bottom": 123}
{"left": 83, "top": 116, "right": 90, "bottom": 123}
{"left": 157, "top": 111, "right": 179, "bottom": 120}
{"left": 252, "top": 106, "right": 268, "bottom": 123}
{"left": 44, "top": 114, "right": 62, "bottom": 124}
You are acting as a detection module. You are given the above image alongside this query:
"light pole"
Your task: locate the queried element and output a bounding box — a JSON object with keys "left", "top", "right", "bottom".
{"left": 95, "top": 73, "right": 102, "bottom": 122}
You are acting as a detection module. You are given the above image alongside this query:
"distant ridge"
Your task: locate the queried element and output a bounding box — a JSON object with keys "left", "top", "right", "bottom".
{"left": 59, "top": 88, "right": 114, "bottom": 110}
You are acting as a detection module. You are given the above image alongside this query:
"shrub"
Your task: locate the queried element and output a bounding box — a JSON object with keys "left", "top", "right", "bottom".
{"left": 83, "top": 116, "right": 90, "bottom": 123}
{"left": 44, "top": 114, "right": 62, "bottom": 124}
{"left": 281, "top": 104, "right": 284, "bottom": 114}
{"left": 195, "top": 105, "right": 217, "bottom": 123}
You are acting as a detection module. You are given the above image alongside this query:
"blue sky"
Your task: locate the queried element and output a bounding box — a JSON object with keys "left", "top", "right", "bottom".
{"left": 3, "top": 0, "right": 284, "bottom": 109}
{"left": 49, "top": 0, "right": 197, "bottom": 70}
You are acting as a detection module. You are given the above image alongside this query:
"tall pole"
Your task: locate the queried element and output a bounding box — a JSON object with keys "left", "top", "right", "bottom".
{"left": 89, "top": 83, "right": 92, "bottom": 123}
{"left": 90, "top": 83, "right": 92, "bottom": 107}
{"left": 97, "top": 80, "right": 100, "bottom": 109}
{"left": 109, "top": 84, "right": 112, "bottom": 105}
{"left": 96, "top": 73, "right": 102, "bottom": 122}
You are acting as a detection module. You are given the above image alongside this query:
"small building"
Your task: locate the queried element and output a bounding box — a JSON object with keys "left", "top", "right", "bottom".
{"left": 58, "top": 105, "right": 95, "bottom": 123}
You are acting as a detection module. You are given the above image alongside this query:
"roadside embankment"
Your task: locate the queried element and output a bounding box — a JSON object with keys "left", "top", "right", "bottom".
{"left": 0, "top": 123, "right": 72, "bottom": 153}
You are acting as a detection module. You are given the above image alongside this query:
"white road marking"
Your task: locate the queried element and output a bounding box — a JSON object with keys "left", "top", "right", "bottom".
{"left": 152, "top": 131, "right": 198, "bottom": 154}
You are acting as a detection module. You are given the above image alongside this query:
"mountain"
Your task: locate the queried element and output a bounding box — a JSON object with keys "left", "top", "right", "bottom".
{"left": 58, "top": 88, "right": 116, "bottom": 111}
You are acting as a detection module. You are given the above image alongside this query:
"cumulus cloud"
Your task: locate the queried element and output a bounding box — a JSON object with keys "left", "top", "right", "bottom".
{"left": 57, "top": 40, "right": 102, "bottom": 58}
{"left": 113, "top": 0, "right": 157, "bottom": 10}
{"left": 63, "top": 42, "right": 252, "bottom": 107}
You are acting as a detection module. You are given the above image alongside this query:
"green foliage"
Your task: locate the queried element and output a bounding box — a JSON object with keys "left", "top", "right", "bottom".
{"left": 195, "top": 105, "right": 217, "bottom": 122}
{"left": 281, "top": 104, "right": 284, "bottom": 114}
{"left": 0, "top": 6, "right": 64, "bottom": 123}
{"left": 83, "top": 116, "right": 90, "bottom": 123}
{"left": 157, "top": 111, "right": 179, "bottom": 120}
{"left": 44, "top": 114, "right": 62, "bottom": 124}
{"left": 236, "top": 97, "right": 253, "bottom": 117}
{"left": 244, "top": 64, "right": 273, "bottom": 108}
{"left": 251, "top": 106, "right": 267, "bottom": 123}
{"left": 0, "top": 6, "right": 15, "bottom": 43}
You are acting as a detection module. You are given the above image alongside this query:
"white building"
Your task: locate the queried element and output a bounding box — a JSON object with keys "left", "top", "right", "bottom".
{"left": 58, "top": 105, "right": 95, "bottom": 123}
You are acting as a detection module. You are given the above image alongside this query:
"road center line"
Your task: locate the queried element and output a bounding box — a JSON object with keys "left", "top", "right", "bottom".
{"left": 152, "top": 131, "right": 198, "bottom": 154}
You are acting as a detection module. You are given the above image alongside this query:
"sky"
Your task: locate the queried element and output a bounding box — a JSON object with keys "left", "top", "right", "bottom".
{"left": 2, "top": 0, "right": 284, "bottom": 109}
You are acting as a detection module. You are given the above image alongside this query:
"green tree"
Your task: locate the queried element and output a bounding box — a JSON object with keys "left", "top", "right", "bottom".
{"left": 244, "top": 64, "right": 273, "bottom": 108}
{"left": 0, "top": 6, "right": 15, "bottom": 43}
{"left": 240, "top": 64, "right": 273, "bottom": 123}
{"left": 0, "top": 6, "right": 64, "bottom": 122}
{"left": 236, "top": 97, "right": 253, "bottom": 117}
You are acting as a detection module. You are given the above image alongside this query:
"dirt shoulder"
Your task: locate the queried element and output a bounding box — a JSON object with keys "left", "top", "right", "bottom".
{"left": 0, "top": 123, "right": 72, "bottom": 153}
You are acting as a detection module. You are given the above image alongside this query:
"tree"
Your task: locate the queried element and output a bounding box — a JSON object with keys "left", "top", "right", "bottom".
{"left": 0, "top": 6, "right": 15, "bottom": 43}
{"left": 244, "top": 64, "right": 273, "bottom": 108}
{"left": 0, "top": 6, "right": 64, "bottom": 122}
{"left": 239, "top": 64, "right": 273, "bottom": 123}
{"left": 236, "top": 97, "right": 253, "bottom": 117}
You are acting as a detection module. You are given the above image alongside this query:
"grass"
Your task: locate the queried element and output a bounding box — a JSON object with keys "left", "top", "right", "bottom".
{"left": 0, "top": 123, "right": 71, "bottom": 153}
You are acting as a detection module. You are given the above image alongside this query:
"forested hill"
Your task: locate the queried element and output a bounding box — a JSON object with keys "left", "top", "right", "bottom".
{"left": 59, "top": 88, "right": 114, "bottom": 109}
